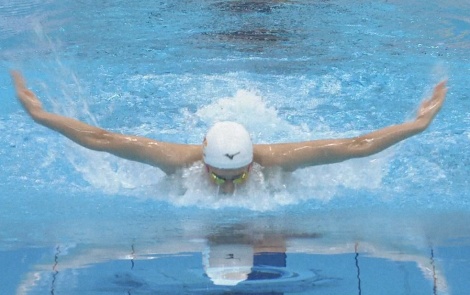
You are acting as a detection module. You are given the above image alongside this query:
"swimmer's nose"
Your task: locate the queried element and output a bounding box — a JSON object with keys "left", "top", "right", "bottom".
{"left": 221, "top": 181, "right": 235, "bottom": 194}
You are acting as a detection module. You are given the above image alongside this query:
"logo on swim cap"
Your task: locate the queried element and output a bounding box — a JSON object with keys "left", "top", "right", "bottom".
{"left": 203, "top": 121, "right": 253, "bottom": 169}
{"left": 224, "top": 152, "right": 240, "bottom": 160}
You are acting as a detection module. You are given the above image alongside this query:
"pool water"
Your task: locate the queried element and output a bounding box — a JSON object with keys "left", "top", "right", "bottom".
{"left": 1, "top": 0, "right": 470, "bottom": 294}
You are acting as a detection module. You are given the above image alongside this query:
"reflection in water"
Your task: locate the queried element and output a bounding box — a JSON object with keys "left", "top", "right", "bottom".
{"left": 12, "top": 213, "right": 455, "bottom": 294}
{"left": 354, "top": 243, "right": 362, "bottom": 295}
{"left": 203, "top": 243, "right": 254, "bottom": 286}
{"left": 129, "top": 243, "right": 136, "bottom": 270}
{"left": 50, "top": 245, "right": 60, "bottom": 295}
{"left": 203, "top": 225, "right": 292, "bottom": 287}
{"left": 430, "top": 247, "right": 438, "bottom": 295}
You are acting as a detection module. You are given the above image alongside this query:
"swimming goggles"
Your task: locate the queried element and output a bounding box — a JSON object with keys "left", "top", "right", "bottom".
{"left": 209, "top": 171, "right": 249, "bottom": 185}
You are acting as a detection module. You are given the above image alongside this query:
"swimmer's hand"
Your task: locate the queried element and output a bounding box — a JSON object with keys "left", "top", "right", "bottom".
{"left": 415, "top": 80, "right": 447, "bottom": 129}
{"left": 11, "top": 70, "right": 44, "bottom": 119}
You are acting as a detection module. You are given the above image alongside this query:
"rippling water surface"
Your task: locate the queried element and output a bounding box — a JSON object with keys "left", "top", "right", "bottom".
{"left": 1, "top": 0, "right": 469, "bottom": 294}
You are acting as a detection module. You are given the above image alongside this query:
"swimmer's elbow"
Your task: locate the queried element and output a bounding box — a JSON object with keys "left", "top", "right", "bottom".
{"left": 78, "top": 130, "right": 119, "bottom": 151}
{"left": 344, "top": 137, "right": 393, "bottom": 159}
{"left": 347, "top": 138, "right": 376, "bottom": 157}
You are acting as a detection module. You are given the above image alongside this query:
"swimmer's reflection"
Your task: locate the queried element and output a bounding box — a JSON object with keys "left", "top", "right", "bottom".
{"left": 202, "top": 225, "right": 316, "bottom": 288}
{"left": 201, "top": 225, "right": 445, "bottom": 295}
{"left": 15, "top": 220, "right": 448, "bottom": 294}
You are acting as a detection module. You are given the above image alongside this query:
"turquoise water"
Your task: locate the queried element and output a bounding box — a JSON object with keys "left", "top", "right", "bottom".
{"left": 1, "top": 0, "right": 470, "bottom": 294}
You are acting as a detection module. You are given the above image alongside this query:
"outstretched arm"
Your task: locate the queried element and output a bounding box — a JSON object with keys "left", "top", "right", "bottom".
{"left": 254, "top": 81, "right": 448, "bottom": 171}
{"left": 12, "top": 71, "right": 202, "bottom": 174}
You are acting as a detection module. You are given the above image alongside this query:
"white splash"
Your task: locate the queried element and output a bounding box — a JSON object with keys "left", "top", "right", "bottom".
{"left": 195, "top": 89, "right": 312, "bottom": 143}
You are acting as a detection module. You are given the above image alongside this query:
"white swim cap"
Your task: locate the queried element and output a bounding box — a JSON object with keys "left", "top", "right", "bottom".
{"left": 203, "top": 121, "right": 253, "bottom": 169}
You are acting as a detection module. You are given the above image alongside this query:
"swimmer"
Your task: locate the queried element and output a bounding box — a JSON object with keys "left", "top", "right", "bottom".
{"left": 11, "top": 71, "right": 447, "bottom": 194}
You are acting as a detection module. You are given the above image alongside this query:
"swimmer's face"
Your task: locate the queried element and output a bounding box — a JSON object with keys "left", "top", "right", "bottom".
{"left": 206, "top": 164, "right": 251, "bottom": 194}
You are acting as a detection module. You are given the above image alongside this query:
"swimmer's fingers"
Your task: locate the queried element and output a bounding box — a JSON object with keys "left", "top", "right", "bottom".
{"left": 429, "top": 80, "right": 447, "bottom": 108}
{"left": 11, "top": 70, "right": 43, "bottom": 115}
{"left": 417, "top": 80, "right": 448, "bottom": 124}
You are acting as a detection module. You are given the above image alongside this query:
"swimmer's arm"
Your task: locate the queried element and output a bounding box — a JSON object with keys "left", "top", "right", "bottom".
{"left": 12, "top": 71, "right": 202, "bottom": 174}
{"left": 254, "top": 81, "right": 447, "bottom": 171}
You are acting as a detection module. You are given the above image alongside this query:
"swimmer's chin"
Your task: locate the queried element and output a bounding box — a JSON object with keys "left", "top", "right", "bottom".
{"left": 217, "top": 186, "right": 236, "bottom": 196}
{"left": 218, "top": 190, "right": 235, "bottom": 197}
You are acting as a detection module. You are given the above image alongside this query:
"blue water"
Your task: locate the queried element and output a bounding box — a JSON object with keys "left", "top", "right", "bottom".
{"left": 1, "top": 0, "right": 470, "bottom": 294}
